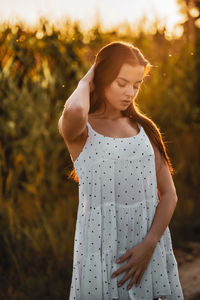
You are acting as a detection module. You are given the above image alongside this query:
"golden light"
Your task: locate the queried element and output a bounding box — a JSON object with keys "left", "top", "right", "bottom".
{"left": 0, "top": 0, "right": 187, "bottom": 38}
{"left": 189, "top": 7, "right": 200, "bottom": 18}
{"left": 164, "top": 24, "right": 184, "bottom": 40}
{"left": 36, "top": 31, "right": 44, "bottom": 39}
{"left": 194, "top": 18, "right": 200, "bottom": 28}
{"left": 174, "top": 24, "right": 184, "bottom": 39}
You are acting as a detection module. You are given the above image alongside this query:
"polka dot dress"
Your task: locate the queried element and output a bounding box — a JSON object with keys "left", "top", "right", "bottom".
{"left": 68, "top": 121, "right": 184, "bottom": 300}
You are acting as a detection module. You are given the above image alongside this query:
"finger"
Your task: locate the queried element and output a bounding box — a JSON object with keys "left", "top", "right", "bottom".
{"left": 116, "top": 249, "right": 132, "bottom": 264}
{"left": 127, "top": 270, "right": 141, "bottom": 290}
{"left": 86, "top": 67, "right": 95, "bottom": 82}
{"left": 81, "top": 65, "right": 95, "bottom": 82}
{"left": 135, "top": 270, "right": 145, "bottom": 287}
{"left": 88, "top": 64, "right": 95, "bottom": 73}
{"left": 89, "top": 63, "right": 96, "bottom": 72}
{"left": 111, "top": 261, "right": 131, "bottom": 278}
{"left": 117, "top": 267, "right": 135, "bottom": 287}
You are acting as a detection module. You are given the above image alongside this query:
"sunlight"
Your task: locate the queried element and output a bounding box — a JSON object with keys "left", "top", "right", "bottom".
{"left": 0, "top": 0, "right": 186, "bottom": 37}
{"left": 189, "top": 7, "right": 200, "bottom": 18}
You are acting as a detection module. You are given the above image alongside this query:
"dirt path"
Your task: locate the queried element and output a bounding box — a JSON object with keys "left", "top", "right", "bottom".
{"left": 174, "top": 241, "right": 200, "bottom": 300}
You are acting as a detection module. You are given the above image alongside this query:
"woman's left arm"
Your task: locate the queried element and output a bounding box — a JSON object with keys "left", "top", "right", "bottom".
{"left": 143, "top": 143, "right": 178, "bottom": 248}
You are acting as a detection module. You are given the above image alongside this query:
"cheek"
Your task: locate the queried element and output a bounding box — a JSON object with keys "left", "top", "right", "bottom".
{"left": 105, "top": 83, "right": 122, "bottom": 100}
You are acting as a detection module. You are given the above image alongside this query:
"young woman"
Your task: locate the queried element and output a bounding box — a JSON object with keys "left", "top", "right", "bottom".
{"left": 58, "top": 41, "right": 184, "bottom": 300}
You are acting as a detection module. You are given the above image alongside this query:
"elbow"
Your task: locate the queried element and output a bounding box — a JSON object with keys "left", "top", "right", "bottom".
{"left": 174, "top": 193, "right": 178, "bottom": 203}
{"left": 171, "top": 192, "right": 178, "bottom": 206}
{"left": 158, "top": 190, "right": 178, "bottom": 205}
{"left": 172, "top": 188, "right": 178, "bottom": 203}
{"left": 62, "top": 104, "right": 85, "bottom": 119}
{"left": 58, "top": 115, "right": 64, "bottom": 137}
{"left": 58, "top": 105, "right": 87, "bottom": 141}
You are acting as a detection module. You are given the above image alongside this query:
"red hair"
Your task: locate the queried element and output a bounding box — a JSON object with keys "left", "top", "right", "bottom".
{"left": 68, "top": 41, "right": 174, "bottom": 183}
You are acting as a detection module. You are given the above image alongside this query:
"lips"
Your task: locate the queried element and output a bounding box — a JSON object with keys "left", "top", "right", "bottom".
{"left": 121, "top": 100, "right": 131, "bottom": 104}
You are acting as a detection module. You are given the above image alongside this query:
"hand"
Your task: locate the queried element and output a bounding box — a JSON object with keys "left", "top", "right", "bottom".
{"left": 79, "top": 64, "right": 95, "bottom": 91}
{"left": 111, "top": 240, "right": 157, "bottom": 290}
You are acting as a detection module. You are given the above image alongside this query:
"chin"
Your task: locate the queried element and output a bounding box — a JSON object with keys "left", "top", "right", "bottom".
{"left": 121, "top": 106, "right": 129, "bottom": 110}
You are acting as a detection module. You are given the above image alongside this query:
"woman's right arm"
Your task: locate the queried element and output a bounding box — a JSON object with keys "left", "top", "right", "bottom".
{"left": 58, "top": 64, "right": 95, "bottom": 142}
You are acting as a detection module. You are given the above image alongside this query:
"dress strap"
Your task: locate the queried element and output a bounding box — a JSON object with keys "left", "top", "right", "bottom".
{"left": 86, "top": 121, "right": 93, "bottom": 134}
{"left": 86, "top": 121, "right": 92, "bottom": 130}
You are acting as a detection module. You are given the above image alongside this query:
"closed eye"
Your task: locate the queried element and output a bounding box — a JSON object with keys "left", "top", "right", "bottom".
{"left": 118, "top": 83, "right": 126, "bottom": 87}
{"left": 118, "top": 82, "right": 139, "bottom": 89}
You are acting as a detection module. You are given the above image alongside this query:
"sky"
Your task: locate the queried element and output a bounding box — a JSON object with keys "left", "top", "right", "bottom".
{"left": 0, "top": 0, "right": 186, "bottom": 38}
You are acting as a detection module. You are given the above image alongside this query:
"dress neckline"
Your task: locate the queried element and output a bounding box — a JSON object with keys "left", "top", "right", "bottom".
{"left": 87, "top": 120, "right": 142, "bottom": 140}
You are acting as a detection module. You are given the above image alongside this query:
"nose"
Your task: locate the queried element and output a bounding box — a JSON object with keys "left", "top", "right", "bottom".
{"left": 125, "top": 85, "right": 135, "bottom": 98}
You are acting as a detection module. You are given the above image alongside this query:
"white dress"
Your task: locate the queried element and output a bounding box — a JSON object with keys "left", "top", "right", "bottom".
{"left": 68, "top": 121, "right": 184, "bottom": 300}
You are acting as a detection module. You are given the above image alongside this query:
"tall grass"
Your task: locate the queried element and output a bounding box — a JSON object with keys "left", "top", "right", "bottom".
{"left": 0, "top": 17, "right": 199, "bottom": 299}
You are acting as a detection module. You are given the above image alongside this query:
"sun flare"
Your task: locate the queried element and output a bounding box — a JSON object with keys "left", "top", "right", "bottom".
{"left": 0, "top": 0, "right": 186, "bottom": 38}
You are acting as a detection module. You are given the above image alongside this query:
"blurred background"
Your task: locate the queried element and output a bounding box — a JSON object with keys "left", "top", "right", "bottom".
{"left": 0, "top": 0, "right": 200, "bottom": 299}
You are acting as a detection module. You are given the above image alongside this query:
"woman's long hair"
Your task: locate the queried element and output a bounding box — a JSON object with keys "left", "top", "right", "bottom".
{"left": 68, "top": 41, "right": 174, "bottom": 183}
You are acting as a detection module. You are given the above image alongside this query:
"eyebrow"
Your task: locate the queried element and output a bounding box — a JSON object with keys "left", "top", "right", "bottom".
{"left": 117, "top": 77, "right": 143, "bottom": 83}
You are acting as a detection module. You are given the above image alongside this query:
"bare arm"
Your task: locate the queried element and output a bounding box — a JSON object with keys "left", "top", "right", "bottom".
{"left": 143, "top": 144, "right": 178, "bottom": 248}
{"left": 63, "top": 81, "right": 90, "bottom": 115}
{"left": 58, "top": 64, "right": 95, "bottom": 141}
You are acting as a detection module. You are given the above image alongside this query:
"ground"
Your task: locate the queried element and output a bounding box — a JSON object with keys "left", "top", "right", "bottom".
{"left": 174, "top": 241, "right": 200, "bottom": 300}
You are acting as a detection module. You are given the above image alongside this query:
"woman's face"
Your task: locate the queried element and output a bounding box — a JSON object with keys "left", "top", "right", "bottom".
{"left": 104, "top": 63, "right": 145, "bottom": 111}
